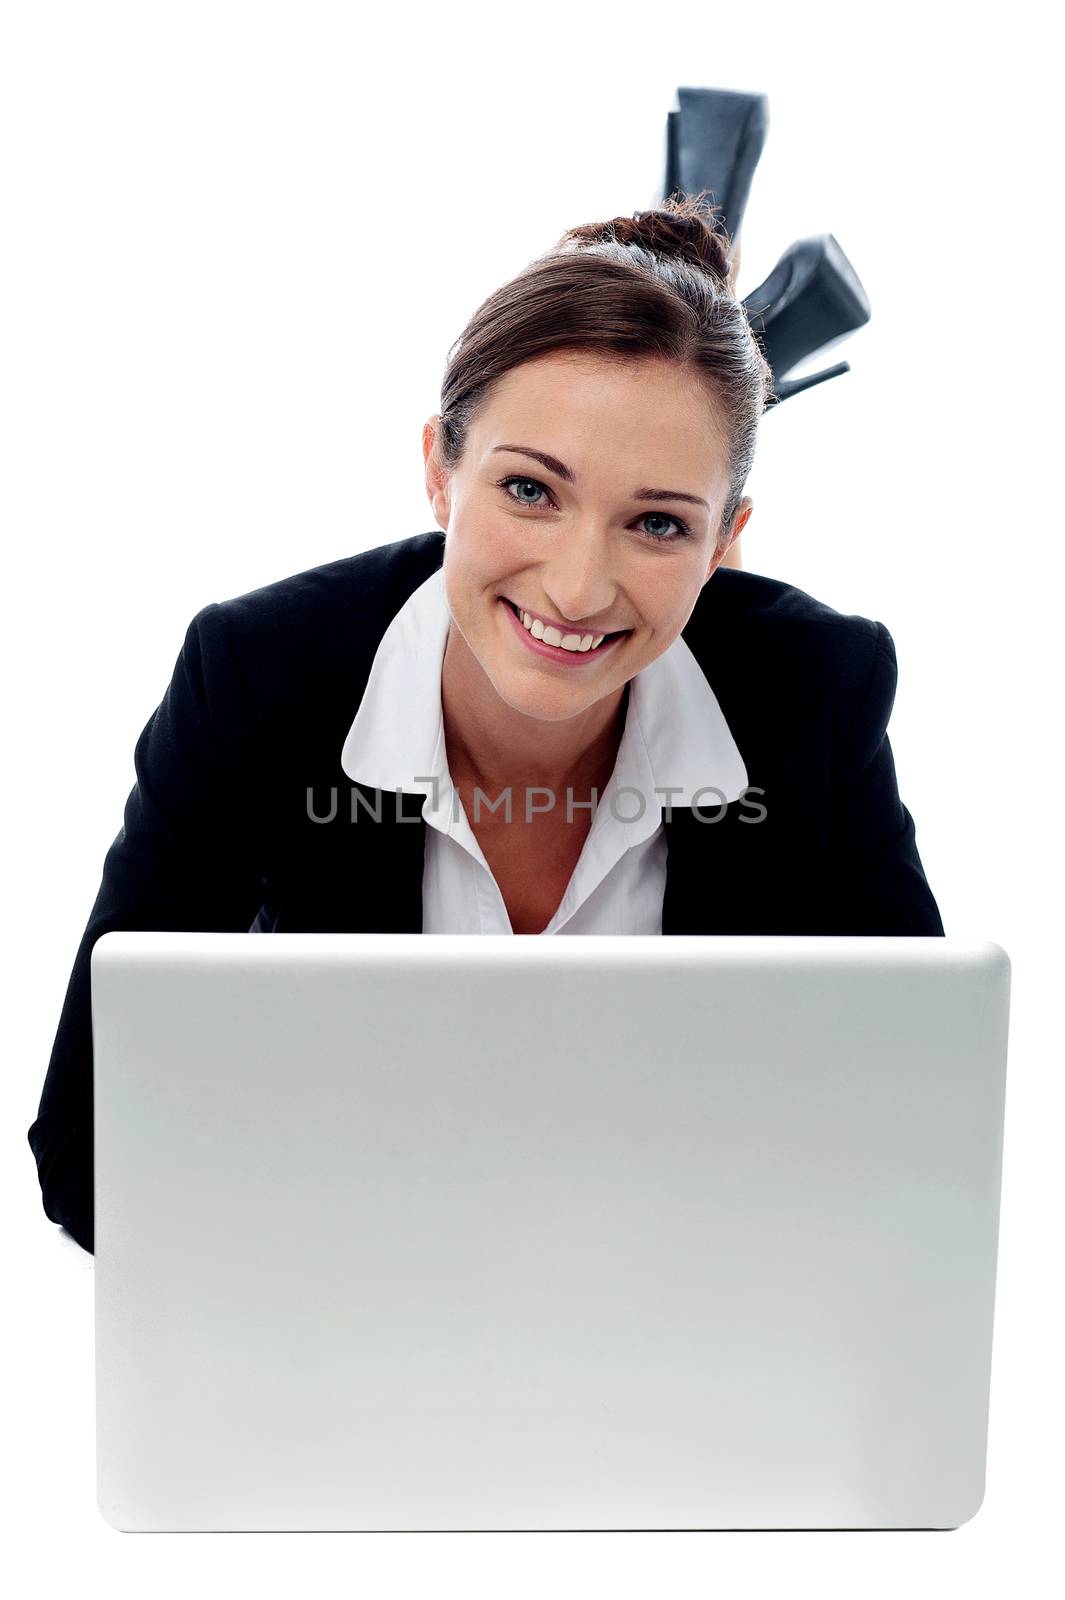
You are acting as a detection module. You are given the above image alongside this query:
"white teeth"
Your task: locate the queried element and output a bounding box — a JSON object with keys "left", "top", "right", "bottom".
{"left": 519, "top": 607, "right": 608, "bottom": 652}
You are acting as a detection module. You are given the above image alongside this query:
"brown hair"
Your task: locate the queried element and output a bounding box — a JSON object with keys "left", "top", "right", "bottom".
{"left": 437, "top": 191, "right": 775, "bottom": 549}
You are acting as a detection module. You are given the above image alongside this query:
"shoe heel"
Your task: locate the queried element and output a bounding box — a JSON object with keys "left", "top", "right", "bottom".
{"left": 772, "top": 361, "right": 852, "bottom": 404}
{"left": 742, "top": 233, "right": 871, "bottom": 401}
{"left": 662, "top": 85, "right": 769, "bottom": 248}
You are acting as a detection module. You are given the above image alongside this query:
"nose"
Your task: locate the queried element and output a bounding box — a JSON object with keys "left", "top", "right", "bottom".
{"left": 537, "top": 524, "right": 621, "bottom": 631}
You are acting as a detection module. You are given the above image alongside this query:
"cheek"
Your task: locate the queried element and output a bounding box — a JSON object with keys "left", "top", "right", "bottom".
{"left": 443, "top": 553, "right": 502, "bottom": 628}
{"left": 635, "top": 575, "right": 703, "bottom": 645}
{"left": 490, "top": 518, "right": 535, "bottom": 564}
{"left": 633, "top": 578, "right": 678, "bottom": 627}
{"left": 454, "top": 508, "right": 522, "bottom": 571}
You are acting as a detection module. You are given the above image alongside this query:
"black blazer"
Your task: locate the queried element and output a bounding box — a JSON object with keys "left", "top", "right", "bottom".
{"left": 27, "top": 529, "right": 944, "bottom": 1254}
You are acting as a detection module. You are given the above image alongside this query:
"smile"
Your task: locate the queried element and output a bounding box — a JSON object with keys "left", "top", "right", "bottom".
{"left": 499, "top": 597, "right": 630, "bottom": 664}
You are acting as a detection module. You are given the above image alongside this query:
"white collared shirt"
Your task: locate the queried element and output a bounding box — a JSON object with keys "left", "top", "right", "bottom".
{"left": 339, "top": 567, "right": 748, "bottom": 934}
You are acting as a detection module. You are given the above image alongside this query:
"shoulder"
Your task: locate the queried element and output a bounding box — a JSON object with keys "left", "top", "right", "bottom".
{"left": 168, "top": 531, "right": 445, "bottom": 751}
{"left": 684, "top": 565, "right": 895, "bottom": 717}
{"left": 192, "top": 531, "right": 445, "bottom": 705}
{"left": 215, "top": 529, "right": 444, "bottom": 661}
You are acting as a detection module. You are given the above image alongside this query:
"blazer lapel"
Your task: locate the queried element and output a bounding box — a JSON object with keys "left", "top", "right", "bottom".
{"left": 334, "top": 786, "right": 428, "bottom": 933}
{"left": 376, "top": 789, "right": 429, "bottom": 933}
{"left": 661, "top": 800, "right": 774, "bottom": 934}
{"left": 312, "top": 797, "right": 747, "bottom": 936}
{"left": 270, "top": 784, "right": 427, "bottom": 934}
{"left": 662, "top": 806, "right": 715, "bottom": 934}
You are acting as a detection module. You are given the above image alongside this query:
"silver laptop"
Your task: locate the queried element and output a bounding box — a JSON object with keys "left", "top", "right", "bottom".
{"left": 90, "top": 932, "right": 1010, "bottom": 1532}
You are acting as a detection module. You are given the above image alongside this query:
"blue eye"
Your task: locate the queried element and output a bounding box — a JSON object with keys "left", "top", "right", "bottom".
{"left": 498, "top": 475, "right": 550, "bottom": 509}
{"left": 494, "top": 475, "right": 692, "bottom": 542}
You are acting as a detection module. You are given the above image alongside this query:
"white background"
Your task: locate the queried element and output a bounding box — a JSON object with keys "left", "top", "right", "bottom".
{"left": 3, "top": 0, "right": 1061, "bottom": 1590}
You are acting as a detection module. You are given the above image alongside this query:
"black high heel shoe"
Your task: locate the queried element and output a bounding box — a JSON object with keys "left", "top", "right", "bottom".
{"left": 742, "top": 233, "right": 872, "bottom": 407}
{"left": 662, "top": 85, "right": 769, "bottom": 250}
{"left": 660, "top": 86, "right": 873, "bottom": 408}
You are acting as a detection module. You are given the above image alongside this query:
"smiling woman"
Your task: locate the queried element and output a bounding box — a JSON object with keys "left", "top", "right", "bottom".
{"left": 27, "top": 194, "right": 944, "bottom": 1254}
{"left": 416, "top": 196, "right": 779, "bottom": 929}
{"left": 427, "top": 350, "right": 750, "bottom": 823}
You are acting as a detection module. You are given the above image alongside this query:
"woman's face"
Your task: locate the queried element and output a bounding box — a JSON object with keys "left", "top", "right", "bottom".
{"left": 424, "top": 349, "right": 752, "bottom": 726}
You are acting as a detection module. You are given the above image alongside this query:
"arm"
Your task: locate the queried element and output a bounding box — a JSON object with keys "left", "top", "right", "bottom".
{"left": 26, "top": 603, "right": 266, "bottom": 1253}
{"left": 824, "top": 621, "right": 945, "bottom": 935}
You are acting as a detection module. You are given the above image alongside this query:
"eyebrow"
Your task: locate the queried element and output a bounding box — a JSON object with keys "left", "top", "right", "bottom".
{"left": 491, "top": 444, "right": 711, "bottom": 511}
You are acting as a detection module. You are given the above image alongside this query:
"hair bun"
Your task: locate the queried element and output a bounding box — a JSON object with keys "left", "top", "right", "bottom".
{"left": 558, "top": 192, "right": 734, "bottom": 288}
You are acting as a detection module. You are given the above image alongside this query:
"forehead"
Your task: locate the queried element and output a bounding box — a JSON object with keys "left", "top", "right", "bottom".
{"left": 472, "top": 351, "right": 728, "bottom": 466}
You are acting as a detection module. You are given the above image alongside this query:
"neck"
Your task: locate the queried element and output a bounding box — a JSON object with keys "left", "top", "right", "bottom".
{"left": 440, "top": 624, "right": 629, "bottom": 804}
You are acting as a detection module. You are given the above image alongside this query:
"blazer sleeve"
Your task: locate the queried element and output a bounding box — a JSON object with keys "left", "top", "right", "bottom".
{"left": 825, "top": 621, "right": 945, "bottom": 935}
{"left": 26, "top": 602, "right": 267, "bottom": 1254}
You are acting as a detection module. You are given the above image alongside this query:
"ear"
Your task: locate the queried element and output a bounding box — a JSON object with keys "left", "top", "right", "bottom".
{"left": 423, "top": 416, "right": 451, "bottom": 531}
{"left": 705, "top": 496, "right": 753, "bottom": 580}
{"left": 730, "top": 496, "right": 754, "bottom": 542}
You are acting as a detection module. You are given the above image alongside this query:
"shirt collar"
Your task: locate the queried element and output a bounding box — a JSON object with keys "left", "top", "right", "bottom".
{"left": 339, "top": 565, "right": 748, "bottom": 819}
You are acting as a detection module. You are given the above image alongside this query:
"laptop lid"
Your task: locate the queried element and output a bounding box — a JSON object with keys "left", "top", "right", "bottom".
{"left": 90, "top": 932, "right": 1009, "bottom": 1532}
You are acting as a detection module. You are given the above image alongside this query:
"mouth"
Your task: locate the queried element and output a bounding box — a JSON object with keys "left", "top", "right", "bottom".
{"left": 499, "top": 596, "right": 631, "bottom": 665}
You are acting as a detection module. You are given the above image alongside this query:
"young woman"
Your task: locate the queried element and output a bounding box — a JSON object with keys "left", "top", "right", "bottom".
{"left": 27, "top": 196, "right": 944, "bottom": 1253}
